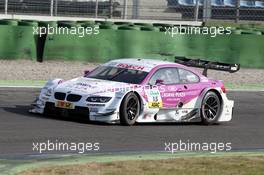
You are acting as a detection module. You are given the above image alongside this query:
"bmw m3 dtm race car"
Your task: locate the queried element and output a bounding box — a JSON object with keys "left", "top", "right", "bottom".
{"left": 30, "top": 57, "right": 240, "bottom": 126}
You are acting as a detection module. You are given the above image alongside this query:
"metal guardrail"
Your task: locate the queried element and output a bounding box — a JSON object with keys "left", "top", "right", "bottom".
{"left": 0, "top": 0, "right": 264, "bottom": 22}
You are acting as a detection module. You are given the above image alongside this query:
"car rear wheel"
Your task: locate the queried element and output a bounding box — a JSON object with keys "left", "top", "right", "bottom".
{"left": 120, "top": 92, "right": 140, "bottom": 126}
{"left": 201, "top": 91, "right": 221, "bottom": 125}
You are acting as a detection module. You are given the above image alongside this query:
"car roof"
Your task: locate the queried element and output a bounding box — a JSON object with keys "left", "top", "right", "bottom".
{"left": 105, "top": 58, "right": 185, "bottom": 72}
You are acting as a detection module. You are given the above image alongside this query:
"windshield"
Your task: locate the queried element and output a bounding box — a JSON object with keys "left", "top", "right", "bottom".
{"left": 86, "top": 66, "right": 148, "bottom": 84}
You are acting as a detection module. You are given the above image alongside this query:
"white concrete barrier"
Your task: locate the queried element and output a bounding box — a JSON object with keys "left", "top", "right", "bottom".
{"left": 0, "top": 14, "right": 203, "bottom": 26}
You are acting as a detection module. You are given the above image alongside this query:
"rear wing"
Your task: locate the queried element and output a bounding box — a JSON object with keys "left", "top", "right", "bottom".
{"left": 175, "top": 56, "right": 240, "bottom": 76}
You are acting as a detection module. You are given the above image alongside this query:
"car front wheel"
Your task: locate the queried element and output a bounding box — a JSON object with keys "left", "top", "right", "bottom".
{"left": 120, "top": 92, "right": 140, "bottom": 126}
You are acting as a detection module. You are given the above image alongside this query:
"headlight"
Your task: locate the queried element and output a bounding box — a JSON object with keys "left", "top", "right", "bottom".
{"left": 87, "top": 96, "right": 112, "bottom": 103}
{"left": 44, "top": 88, "right": 53, "bottom": 96}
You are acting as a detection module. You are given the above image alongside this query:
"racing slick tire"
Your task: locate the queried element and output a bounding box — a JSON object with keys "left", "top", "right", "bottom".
{"left": 201, "top": 91, "right": 221, "bottom": 125}
{"left": 120, "top": 92, "right": 140, "bottom": 126}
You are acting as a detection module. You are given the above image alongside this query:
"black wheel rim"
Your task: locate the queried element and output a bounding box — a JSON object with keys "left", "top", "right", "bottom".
{"left": 126, "top": 97, "right": 138, "bottom": 121}
{"left": 203, "top": 96, "right": 220, "bottom": 120}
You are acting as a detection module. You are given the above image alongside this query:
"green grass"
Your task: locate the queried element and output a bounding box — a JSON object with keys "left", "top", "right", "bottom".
{"left": 1, "top": 151, "right": 264, "bottom": 175}
{"left": 20, "top": 156, "right": 264, "bottom": 175}
{"left": 225, "top": 83, "right": 264, "bottom": 90}
{"left": 0, "top": 80, "right": 46, "bottom": 87}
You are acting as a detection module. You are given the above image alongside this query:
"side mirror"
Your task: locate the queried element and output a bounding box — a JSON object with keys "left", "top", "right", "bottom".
{"left": 84, "top": 70, "right": 90, "bottom": 76}
{"left": 155, "top": 79, "right": 164, "bottom": 85}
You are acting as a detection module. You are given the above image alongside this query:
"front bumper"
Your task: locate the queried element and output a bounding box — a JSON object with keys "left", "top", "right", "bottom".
{"left": 30, "top": 100, "right": 119, "bottom": 123}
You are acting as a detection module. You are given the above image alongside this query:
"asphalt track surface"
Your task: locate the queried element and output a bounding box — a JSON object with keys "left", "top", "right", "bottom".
{"left": 0, "top": 87, "right": 264, "bottom": 158}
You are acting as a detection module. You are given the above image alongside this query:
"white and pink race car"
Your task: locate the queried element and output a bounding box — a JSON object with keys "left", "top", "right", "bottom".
{"left": 30, "top": 57, "right": 240, "bottom": 126}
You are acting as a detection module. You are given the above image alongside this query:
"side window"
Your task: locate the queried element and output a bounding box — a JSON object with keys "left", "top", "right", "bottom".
{"left": 149, "top": 68, "right": 180, "bottom": 85}
{"left": 178, "top": 68, "right": 199, "bottom": 83}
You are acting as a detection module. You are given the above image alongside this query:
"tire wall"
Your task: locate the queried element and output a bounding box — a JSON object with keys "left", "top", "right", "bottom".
{"left": 0, "top": 19, "right": 263, "bottom": 68}
{"left": 43, "top": 23, "right": 264, "bottom": 68}
{"left": 0, "top": 20, "right": 38, "bottom": 60}
{"left": 178, "top": 34, "right": 264, "bottom": 68}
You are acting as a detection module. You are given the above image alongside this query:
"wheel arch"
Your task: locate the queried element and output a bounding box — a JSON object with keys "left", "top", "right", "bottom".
{"left": 44, "top": 78, "right": 64, "bottom": 89}
{"left": 119, "top": 91, "right": 144, "bottom": 115}
{"left": 206, "top": 89, "right": 223, "bottom": 106}
{"left": 133, "top": 91, "right": 144, "bottom": 115}
{"left": 198, "top": 88, "right": 224, "bottom": 114}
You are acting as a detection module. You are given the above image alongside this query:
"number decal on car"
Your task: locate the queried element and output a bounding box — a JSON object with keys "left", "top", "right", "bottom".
{"left": 145, "top": 90, "right": 163, "bottom": 108}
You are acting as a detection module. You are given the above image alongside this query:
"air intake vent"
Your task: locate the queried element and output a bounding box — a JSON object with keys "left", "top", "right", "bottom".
{"left": 67, "top": 94, "right": 82, "bottom": 102}
{"left": 54, "top": 92, "right": 66, "bottom": 100}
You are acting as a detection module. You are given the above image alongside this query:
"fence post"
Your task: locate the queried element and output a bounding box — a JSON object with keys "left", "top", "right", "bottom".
{"left": 235, "top": 0, "right": 240, "bottom": 23}
{"left": 194, "top": 0, "right": 199, "bottom": 21}
{"left": 123, "top": 0, "right": 128, "bottom": 19}
{"left": 95, "top": 0, "right": 99, "bottom": 18}
{"left": 109, "top": 0, "right": 113, "bottom": 18}
{"left": 132, "top": 0, "right": 139, "bottom": 19}
{"left": 203, "top": 0, "right": 211, "bottom": 22}
{"left": 50, "top": 0, "right": 54, "bottom": 16}
{"left": 55, "top": 0, "right": 58, "bottom": 16}
{"left": 4, "top": 0, "right": 8, "bottom": 15}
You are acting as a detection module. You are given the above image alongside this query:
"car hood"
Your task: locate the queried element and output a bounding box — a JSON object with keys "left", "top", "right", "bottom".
{"left": 54, "top": 77, "right": 130, "bottom": 95}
